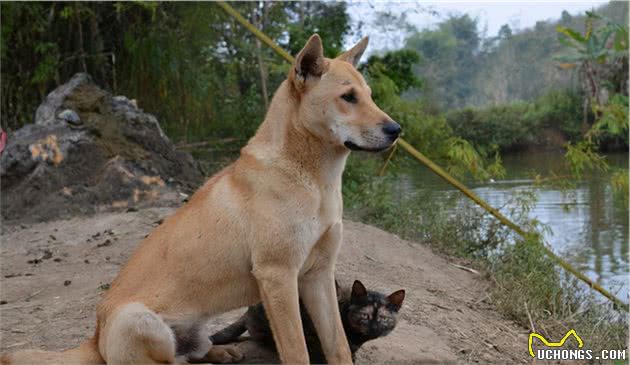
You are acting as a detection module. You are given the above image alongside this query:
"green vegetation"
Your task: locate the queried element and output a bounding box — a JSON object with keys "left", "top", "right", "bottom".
{"left": 406, "top": 14, "right": 481, "bottom": 109}
{"left": 555, "top": 10, "right": 629, "bottom": 204}
{"left": 446, "top": 90, "right": 583, "bottom": 153}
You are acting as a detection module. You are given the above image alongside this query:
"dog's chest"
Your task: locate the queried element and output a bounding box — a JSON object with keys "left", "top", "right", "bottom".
{"left": 318, "top": 183, "right": 342, "bottom": 219}
{"left": 295, "top": 186, "right": 342, "bottom": 248}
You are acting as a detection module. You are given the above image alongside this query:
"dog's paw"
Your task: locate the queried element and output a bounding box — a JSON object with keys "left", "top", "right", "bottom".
{"left": 203, "top": 345, "right": 244, "bottom": 364}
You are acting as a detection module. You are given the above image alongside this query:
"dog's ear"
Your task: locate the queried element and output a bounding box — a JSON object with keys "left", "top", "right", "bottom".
{"left": 336, "top": 36, "right": 369, "bottom": 68}
{"left": 351, "top": 280, "right": 367, "bottom": 299}
{"left": 387, "top": 289, "right": 405, "bottom": 311}
{"left": 294, "top": 34, "right": 326, "bottom": 81}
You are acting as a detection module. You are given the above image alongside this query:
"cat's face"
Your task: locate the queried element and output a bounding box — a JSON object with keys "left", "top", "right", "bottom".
{"left": 345, "top": 280, "right": 405, "bottom": 339}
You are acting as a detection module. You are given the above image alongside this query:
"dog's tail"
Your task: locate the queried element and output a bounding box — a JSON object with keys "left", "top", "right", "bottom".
{"left": 1, "top": 337, "right": 104, "bottom": 365}
{"left": 209, "top": 313, "right": 248, "bottom": 345}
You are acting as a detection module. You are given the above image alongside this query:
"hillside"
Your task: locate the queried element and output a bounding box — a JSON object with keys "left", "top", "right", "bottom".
{"left": 405, "top": 1, "right": 628, "bottom": 108}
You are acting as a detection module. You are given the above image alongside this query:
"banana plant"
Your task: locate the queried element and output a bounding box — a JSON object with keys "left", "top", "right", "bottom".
{"left": 554, "top": 11, "right": 628, "bottom": 133}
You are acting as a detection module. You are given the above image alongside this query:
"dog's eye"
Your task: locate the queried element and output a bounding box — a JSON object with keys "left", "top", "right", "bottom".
{"left": 341, "top": 92, "right": 358, "bottom": 104}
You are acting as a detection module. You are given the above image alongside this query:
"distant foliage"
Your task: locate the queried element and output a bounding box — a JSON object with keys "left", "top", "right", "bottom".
{"left": 404, "top": 2, "right": 628, "bottom": 110}
{"left": 405, "top": 14, "right": 480, "bottom": 109}
{"left": 361, "top": 49, "right": 504, "bottom": 181}
{"left": 446, "top": 90, "right": 584, "bottom": 152}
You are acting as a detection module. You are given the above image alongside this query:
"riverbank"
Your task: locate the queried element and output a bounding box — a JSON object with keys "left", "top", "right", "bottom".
{"left": 394, "top": 150, "right": 629, "bottom": 300}
{"left": 2, "top": 206, "right": 534, "bottom": 364}
{"left": 341, "top": 151, "right": 628, "bottom": 364}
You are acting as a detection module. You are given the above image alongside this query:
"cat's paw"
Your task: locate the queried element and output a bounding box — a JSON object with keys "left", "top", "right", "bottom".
{"left": 203, "top": 345, "right": 244, "bottom": 364}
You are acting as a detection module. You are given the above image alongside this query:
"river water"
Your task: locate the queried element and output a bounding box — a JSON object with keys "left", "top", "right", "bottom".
{"left": 396, "top": 151, "right": 629, "bottom": 302}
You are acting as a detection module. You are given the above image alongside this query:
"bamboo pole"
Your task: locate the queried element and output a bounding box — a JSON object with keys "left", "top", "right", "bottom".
{"left": 216, "top": 2, "right": 294, "bottom": 64}
{"left": 215, "top": 1, "right": 628, "bottom": 312}
{"left": 378, "top": 144, "right": 397, "bottom": 176}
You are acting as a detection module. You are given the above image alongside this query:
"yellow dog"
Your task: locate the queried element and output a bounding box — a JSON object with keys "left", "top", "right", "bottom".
{"left": 2, "top": 34, "right": 400, "bottom": 365}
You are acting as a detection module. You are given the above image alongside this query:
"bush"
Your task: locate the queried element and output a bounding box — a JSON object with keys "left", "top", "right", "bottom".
{"left": 446, "top": 89, "right": 583, "bottom": 152}
{"left": 447, "top": 102, "right": 533, "bottom": 153}
{"left": 525, "top": 89, "right": 583, "bottom": 139}
{"left": 491, "top": 238, "right": 570, "bottom": 322}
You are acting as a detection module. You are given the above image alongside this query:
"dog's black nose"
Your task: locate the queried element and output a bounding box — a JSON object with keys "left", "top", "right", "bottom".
{"left": 382, "top": 121, "right": 401, "bottom": 138}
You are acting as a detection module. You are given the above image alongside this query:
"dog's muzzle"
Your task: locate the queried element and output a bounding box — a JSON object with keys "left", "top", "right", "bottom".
{"left": 382, "top": 121, "right": 401, "bottom": 141}
{"left": 344, "top": 121, "right": 401, "bottom": 152}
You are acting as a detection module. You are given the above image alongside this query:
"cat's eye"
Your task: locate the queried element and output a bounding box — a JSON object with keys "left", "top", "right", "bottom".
{"left": 360, "top": 313, "right": 369, "bottom": 320}
{"left": 341, "top": 92, "right": 358, "bottom": 104}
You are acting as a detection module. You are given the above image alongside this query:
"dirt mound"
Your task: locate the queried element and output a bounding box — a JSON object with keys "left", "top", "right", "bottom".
{"left": 1, "top": 74, "right": 203, "bottom": 223}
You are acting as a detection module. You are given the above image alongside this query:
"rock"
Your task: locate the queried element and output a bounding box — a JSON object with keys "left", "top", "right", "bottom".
{"left": 57, "top": 109, "right": 81, "bottom": 125}
{"left": 1, "top": 73, "right": 204, "bottom": 223}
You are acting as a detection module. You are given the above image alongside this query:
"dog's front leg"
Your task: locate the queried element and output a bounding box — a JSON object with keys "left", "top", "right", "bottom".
{"left": 253, "top": 267, "right": 309, "bottom": 364}
{"left": 299, "top": 224, "right": 353, "bottom": 365}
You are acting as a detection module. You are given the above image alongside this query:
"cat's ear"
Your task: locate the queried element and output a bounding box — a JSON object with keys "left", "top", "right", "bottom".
{"left": 387, "top": 290, "right": 405, "bottom": 311}
{"left": 351, "top": 280, "right": 367, "bottom": 298}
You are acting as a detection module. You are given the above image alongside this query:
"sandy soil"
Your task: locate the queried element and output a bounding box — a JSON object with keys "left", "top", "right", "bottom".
{"left": 1, "top": 206, "right": 535, "bottom": 364}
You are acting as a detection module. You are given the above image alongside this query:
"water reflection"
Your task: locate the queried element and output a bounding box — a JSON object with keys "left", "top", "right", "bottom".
{"left": 399, "top": 151, "right": 629, "bottom": 300}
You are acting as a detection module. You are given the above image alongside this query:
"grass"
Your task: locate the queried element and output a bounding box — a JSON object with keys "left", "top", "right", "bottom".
{"left": 342, "top": 155, "right": 628, "bottom": 359}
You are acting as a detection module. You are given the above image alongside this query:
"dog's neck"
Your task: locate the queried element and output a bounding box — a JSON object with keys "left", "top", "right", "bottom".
{"left": 245, "top": 80, "right": 349, "bottom": 187}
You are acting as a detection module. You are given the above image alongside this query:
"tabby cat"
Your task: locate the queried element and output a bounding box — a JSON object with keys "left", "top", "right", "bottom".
{"left": 210, "top": 280, "right": 405, "bottom": 364}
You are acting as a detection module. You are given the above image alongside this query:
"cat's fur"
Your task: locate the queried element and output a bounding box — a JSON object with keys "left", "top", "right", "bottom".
{"left": 210, "top": 280, "right": 405, "bottom": 363}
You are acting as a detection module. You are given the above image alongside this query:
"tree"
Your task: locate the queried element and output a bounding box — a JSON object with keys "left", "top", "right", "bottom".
{"left": 555, "top": 10, "right": 629, "bottom": 204}
{"left": 284, "top": 2, "right": 350, "bottom": 57}
{"left": 498, "top": 24, "right": 512, "bottom": 40}
{"left": 405, "top": 14, "right": 480, "bottom": 109}
{"left": 555, "top": 11, "right": 629, "bottom": 132}
{"left": 560, "top": 10, "right": 573, "bottom": 25}
{"left": 361, "top": 49, "right": 423, "bottom": 93}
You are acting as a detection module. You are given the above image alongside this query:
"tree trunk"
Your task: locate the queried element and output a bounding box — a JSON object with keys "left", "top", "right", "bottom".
{"left": 75, "top": 4, "right": 88, "bottom": 73}
{"left": 89, "top": 7, "right": 106, "bottom": 84}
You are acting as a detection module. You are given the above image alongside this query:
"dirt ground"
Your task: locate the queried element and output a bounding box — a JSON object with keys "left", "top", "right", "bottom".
{"left": 1, "top": 206, "right": 537, "bottom": 364}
